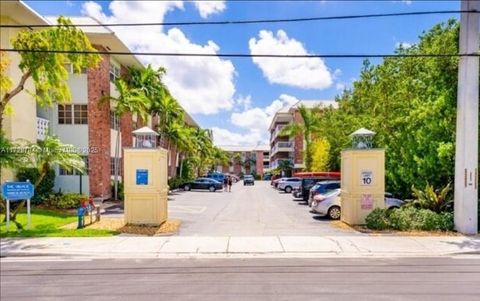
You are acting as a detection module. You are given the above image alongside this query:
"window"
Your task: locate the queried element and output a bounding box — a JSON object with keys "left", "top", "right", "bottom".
{"left": 58, "top": 104, "right": 88, "bottom": 124}
{"left": 110, "top": 157, "right": 122, "bottom": 176}
{"left": 110, "top": 111, "right": 120, "bottom": 130}
{"left": 58, "top": 105, "right": 73, "bottom": 124}
{"left": 74, "top": 105, "right": 88, "bottom": 124}
{"left": 110, "top": 63, "right": 120, "bottom": 82}
{"left": 63, "top": 63, "right": 87, "bottom": 74}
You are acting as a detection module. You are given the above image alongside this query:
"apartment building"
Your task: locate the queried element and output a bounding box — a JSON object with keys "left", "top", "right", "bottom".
{"left": 1, "top": 1, "right": 200, "bottom": 199}
{"left": 1, "top": 0, "right": 47, "bottom": 181}
{"left": 217, "top": 145, "right": 270, "bottom": 177}
{"left": 269, "top": 100, "right": 338, "bottom": 173}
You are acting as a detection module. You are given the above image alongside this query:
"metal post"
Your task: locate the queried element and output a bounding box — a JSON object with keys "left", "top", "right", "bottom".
{"left": 6, "top": 199, "right": 10, "bottom": 232}
{"left": 27, "top": 199, "right": 31, "bottom": 230}
{"left": 79, "top": 171, "right": 83, "bottom": 194}
{"left": 454, "top": 1, "right": 479, "bottom": 234}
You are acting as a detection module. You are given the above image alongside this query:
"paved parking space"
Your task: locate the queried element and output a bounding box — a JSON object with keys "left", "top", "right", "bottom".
{"left": 168, "top": 181, "right": 360, "bottom": 236}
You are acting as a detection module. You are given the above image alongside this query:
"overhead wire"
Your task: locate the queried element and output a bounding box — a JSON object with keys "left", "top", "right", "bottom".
{"left": 1, "top": 48, "right": 477, "bottom": 58}
{"left": 0, "top": 10, "right": 477, "bottom": 28}
{"left": 1, "top": 9, "right": 477, "bottom": 59}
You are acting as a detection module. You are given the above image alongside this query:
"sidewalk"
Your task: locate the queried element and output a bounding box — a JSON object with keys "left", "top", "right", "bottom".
{"left": 1, "top": 235, "right": 479, "bottom": 258}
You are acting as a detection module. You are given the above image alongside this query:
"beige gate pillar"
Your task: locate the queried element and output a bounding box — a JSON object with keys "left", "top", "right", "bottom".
{"left": 341, "top": 128, "right": 385, "bottom": 225}
{"left": 123, "top": 127, "right": 168, "bottom": 225}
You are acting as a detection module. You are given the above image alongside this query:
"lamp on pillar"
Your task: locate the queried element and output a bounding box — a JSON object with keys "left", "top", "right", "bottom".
{"left": 350, "top": 128, "right": 375, "bottom": 149}
{"left": 132, "top": 126, "right": 159, "bottom": 148}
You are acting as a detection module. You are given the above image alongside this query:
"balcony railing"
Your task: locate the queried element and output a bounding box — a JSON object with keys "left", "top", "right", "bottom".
{"left": 270, "top": 125, "right": 287, "bottom": 142}
{"left": 37, "top": 117, "right": 49, "bottom": 141}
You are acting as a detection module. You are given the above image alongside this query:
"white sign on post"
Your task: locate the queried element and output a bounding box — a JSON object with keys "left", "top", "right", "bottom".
{"left": 360, "top": 170, "right": 373, "bottom": 186}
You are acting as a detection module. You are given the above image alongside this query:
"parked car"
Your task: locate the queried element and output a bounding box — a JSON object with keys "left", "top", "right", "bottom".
{"left": 271, "top": 177, "right": 287, "bottom": 188}
{"left": 277, "top": 177, "right": 302, "bottom": 193}
{"left": 293, "top": 177, "right": 332, "bottom": 200}
{"left": 308, "top": 181, "right": 341, "bottom": 206}
{"left": 311, "top": 190, "right": 405, "bottom": 220}
{"left": 207, "top": 172, "right": 225, "bottom": 183}
{"left": 180, "top": 178, "right": 223, "bottom": 192}
{"left": 243, "top": 174, "right": 255, "bottom": 186}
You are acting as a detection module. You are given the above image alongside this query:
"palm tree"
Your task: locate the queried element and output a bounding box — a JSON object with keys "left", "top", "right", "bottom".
{"left": 101, "top": 79, "right": 150, "bottom": 200}
{"left": 276, "top": 159, "right": 293, "bottom": 177}
{"left": 5, "top": 135, "right": 85, "bottom": 228}
{"left": 280, "top": 105, "right": 321, "bottom": 172}
{"left": 191, "top": 128, "right": 214, "bottom": 176}
{"left": 0, "top": 132, "right": 28, "bottom": 183}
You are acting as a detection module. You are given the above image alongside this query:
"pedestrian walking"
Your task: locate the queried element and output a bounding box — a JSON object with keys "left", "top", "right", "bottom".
{"left": 228, "top": 176, "right": 233, "bottom": 192}
{"left": 223, "top": 176, "right": 228, "bottom": 192}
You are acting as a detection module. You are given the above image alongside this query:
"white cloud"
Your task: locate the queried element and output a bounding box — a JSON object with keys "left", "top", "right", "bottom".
{"left": 212, "top": 94, "right": 298, "bottom": 146}
{"left": 395, "top": 42, "right": 413, "bottom": 49}
{"left": 229, "top": 94, "right": 299, "bottom": 144}
{"left": 212, "top": 127, "right": 264, "bottom": 146}
{"left": 249, "top": 30, "right": 333, "bottom": 89}
{"left": 336, "top": 83, "right": 346, "bottom": 91}
{"left": 235, "top": 95, "right": 252, "bottom": 111}
{"left": 81, "top": 1, "right": 235, "bottom": 115}
{"left": 193, "top": 1, "right": 226, "bottom": 18}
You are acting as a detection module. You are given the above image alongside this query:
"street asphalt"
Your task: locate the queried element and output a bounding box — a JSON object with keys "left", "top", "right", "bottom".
{"left": 1, "top": 256, "right": 479, "bottom": 300}
{"left": 168, "top": 180, "right": 358, "bottom": 236}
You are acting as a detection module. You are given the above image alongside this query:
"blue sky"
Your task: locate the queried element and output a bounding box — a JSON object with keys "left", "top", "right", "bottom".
{"left": 26, "top": 0, "right": 460, "bottom": 145}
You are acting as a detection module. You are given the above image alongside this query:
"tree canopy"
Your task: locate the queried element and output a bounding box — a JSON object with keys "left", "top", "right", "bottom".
{"left": 314, "top": 19, "right": 465, "bottom": 198}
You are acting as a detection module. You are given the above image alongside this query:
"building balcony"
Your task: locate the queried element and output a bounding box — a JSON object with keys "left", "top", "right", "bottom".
{"left": 271, "top": 141, "right": 293, "bottom": 156}
{"left": 37, "top": 117, "right": 49, "bottom": 141}
{"left": 270, "top": 125, "right": 288, "bottom": 143}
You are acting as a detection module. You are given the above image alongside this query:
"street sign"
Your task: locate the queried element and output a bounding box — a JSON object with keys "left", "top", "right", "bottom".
{"left": 136, "top": 169, "right": 149, "bottom": 185}
{"left": 361, "top": 194, "right": 373, "bottom": 210}
{"left": 2, "top": 181, "right": 34, "bottom": 200}
{"left": 360, "top": 170, "right": 373, "bottom": 186}
{"left": 2, "top": 181, "right": 34, "bottom": 231}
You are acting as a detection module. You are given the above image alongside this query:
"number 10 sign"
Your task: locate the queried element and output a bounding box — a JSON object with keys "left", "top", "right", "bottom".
{"left": 361, "top": 170, "right": 373, "bottom": 186}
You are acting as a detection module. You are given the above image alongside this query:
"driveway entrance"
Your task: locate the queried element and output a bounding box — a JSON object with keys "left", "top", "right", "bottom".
{"left": 168, "top": 181, "right": 359, "bottom": 236}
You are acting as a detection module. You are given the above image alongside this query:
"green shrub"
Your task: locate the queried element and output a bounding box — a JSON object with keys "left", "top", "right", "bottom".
{"left": 111, "top": 181, "right": 124, "bottom": 201}
{"left": 411, "top": 183, "right": 453, "bottom": 213}
{"left": 168, "top": 177, "right": 189, "bottom": 190}
{"left": 368, "top": 206, "right": 455, "bottom": 231}
{"left": 16, "top": 168, "right": 55, "bottom": 204}
{"left": 365, "top": 208, "right": 390, "bottom": 230}
{"left": 45, "top": 192, "right": 88, "bottom": 209}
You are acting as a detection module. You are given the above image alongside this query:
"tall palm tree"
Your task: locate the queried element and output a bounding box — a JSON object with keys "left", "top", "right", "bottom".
{"left": 5, "top": 135, "right": 85, "bottom": 228}
{"left": 191, "top": 128, "right": 214, "bottom": 176}
{"left": 280, "top": 105, "right": 321, "bottom": 172}
{"left": 101, "top": 79, "right": 150, "bottom": 200}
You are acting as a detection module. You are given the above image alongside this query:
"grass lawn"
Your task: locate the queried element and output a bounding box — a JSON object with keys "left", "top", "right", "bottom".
{"left": 0, "top": 208, "right": 118, "bottom": 237}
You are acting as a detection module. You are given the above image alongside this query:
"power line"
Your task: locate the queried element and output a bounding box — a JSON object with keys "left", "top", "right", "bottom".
{"left": 2, "top": 48, "right": 478, "bottom": 59}
{"left": 0, "top": 10, "right": 477, "bottom": 28}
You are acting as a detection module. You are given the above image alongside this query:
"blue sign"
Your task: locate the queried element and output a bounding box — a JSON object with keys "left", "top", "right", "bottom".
{"left": 2, "top": 182, "right": 34, "bottom": 201}
{"left": 136, "top": 169, "right": 149, "bottom": 185}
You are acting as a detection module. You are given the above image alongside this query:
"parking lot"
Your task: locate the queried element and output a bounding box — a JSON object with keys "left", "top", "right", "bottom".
{"left": 169, "top": 180, "right": 359, "bottom": 236}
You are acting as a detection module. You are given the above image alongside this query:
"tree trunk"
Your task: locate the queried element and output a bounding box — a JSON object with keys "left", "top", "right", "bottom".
{"left": 179, "top": 153, "right": 184, "bottom": 178}
{"left": 1, "top": 70, "right": 32, "bottom": 132}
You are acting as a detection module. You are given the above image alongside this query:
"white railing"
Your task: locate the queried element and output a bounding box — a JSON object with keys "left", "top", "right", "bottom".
{"left": 37, "top": 117, "right": 49, "bottom": 140}
{"left": 270, "top": 125, "right": 287, "bottom": 142}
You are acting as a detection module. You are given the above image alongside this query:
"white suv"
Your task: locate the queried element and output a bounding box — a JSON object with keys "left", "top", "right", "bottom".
{"left": 276, "top": 177, "right": 301, "bottom": 193}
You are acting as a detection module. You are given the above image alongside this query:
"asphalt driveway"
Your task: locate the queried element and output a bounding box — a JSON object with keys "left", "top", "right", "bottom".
{"left": 168, "top": 180, "right": 359, "bottom": 236}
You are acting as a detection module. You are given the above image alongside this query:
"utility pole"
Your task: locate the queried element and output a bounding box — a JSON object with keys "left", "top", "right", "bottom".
{"left": 454, "top": 1, "right": 479, "bottom": 234}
